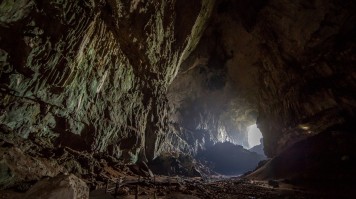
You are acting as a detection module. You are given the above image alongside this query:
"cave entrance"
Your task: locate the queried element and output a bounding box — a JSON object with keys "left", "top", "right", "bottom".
{"left": 195, "top": 124, "right": 266, "bottom": 175}
{"left": 247, "top": 124, "right": 263, "bottom": 149}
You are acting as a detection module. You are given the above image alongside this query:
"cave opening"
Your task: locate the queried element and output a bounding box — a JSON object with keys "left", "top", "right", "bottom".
{"left": 247, "top": 124, "right": 262, "bottom": 149}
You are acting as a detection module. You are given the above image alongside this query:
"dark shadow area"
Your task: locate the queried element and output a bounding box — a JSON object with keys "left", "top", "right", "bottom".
{"left": 248, "top": 121, "right": 356, "bottom": 191}
{"left": 148, "top": 153, "right": 216, "bottom": 177}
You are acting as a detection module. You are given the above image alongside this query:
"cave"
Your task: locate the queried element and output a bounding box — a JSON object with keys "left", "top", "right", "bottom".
{"left": 0, "top": 0, "right": 355, "bottom": 198}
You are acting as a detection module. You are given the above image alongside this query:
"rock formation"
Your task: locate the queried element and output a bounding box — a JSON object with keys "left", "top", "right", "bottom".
{"left": 0, "top": 0, "right": 215, "bottom": 163}
{"left": 25, "top": 174, "right": 89, "bottom": 199}
{"left": 169, "top": 0, "right": 356, "bottom": 157}
{"left": 0, "top": 0, "right": 355, "bottom": 195}
{"left": 198, "top": 142, "right": 265, "bottom": 175}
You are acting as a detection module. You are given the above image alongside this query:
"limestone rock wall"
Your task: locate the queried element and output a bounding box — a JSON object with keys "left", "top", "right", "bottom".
{"left": 0, "top": 0, "right": 355, "bottom": 170}
{"left": 0, "top": 0, "right": 215, "bottom": 163}
{"left": 254, "top": 0, "right": 356, "bottom": 156}
{"left": 167, "top": 0, "right": 355, "bottom": 158}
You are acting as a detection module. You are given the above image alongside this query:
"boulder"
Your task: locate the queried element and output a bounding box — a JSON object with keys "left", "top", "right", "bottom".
{"left": 25, "top": 174, "right": 89, "bottom": 199}
{"left": 0, "top": 146, "right": 64, "bottom": 190}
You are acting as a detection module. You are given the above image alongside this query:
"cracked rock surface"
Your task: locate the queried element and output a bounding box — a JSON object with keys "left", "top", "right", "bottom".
{"left": 0, "top": 0, "right": 214, "bottom": 163}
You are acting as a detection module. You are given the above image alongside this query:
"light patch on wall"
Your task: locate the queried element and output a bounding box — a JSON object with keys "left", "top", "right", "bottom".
{"left": 247, "top": 124, "right": 263, "bottom": 149}
{"left": 96, "top": 70, "right": 108, "bottom": 93}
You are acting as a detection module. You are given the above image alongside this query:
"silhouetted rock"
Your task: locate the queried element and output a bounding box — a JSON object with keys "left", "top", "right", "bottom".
{"left": 248, "top": 125, "right": 356, "bottom": 188}
{"left": 198, "top": 142, "right": 265, "bottom": 175}
{"left": 149, "top": 153, "right": 208, "bottom": 177}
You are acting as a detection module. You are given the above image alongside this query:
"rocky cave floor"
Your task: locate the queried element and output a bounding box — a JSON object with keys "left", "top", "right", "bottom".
{"left": 89, "top": 176, "right": 355, "bottom": 199}
{"left": 1, "top": 135, "right": 355, "bottom": 199}
{"left": 3, "top": 174, "right": 351, "bottom": 199}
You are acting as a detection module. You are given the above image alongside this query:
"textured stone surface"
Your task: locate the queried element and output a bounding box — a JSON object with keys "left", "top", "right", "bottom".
{"left": 251, "top": 0, "right": 356, "bottom": 157}
{"left": 25, "top": 174, "right": 89, "bottom": 199}
{"left": 0, "top": 0, "right": 215, "bottom": 163}
{"left": 0, "top": 140, "right": 65, "bottom": 189}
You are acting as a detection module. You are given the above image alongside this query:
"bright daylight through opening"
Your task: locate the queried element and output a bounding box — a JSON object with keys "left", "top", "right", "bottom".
{"left": 247, "top": 124, "right": 263, "bottom": 149}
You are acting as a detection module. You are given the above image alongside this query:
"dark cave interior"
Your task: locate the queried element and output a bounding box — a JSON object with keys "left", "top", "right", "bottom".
{"left": 0, "top": 0, "right": 355, "bottom": 198}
